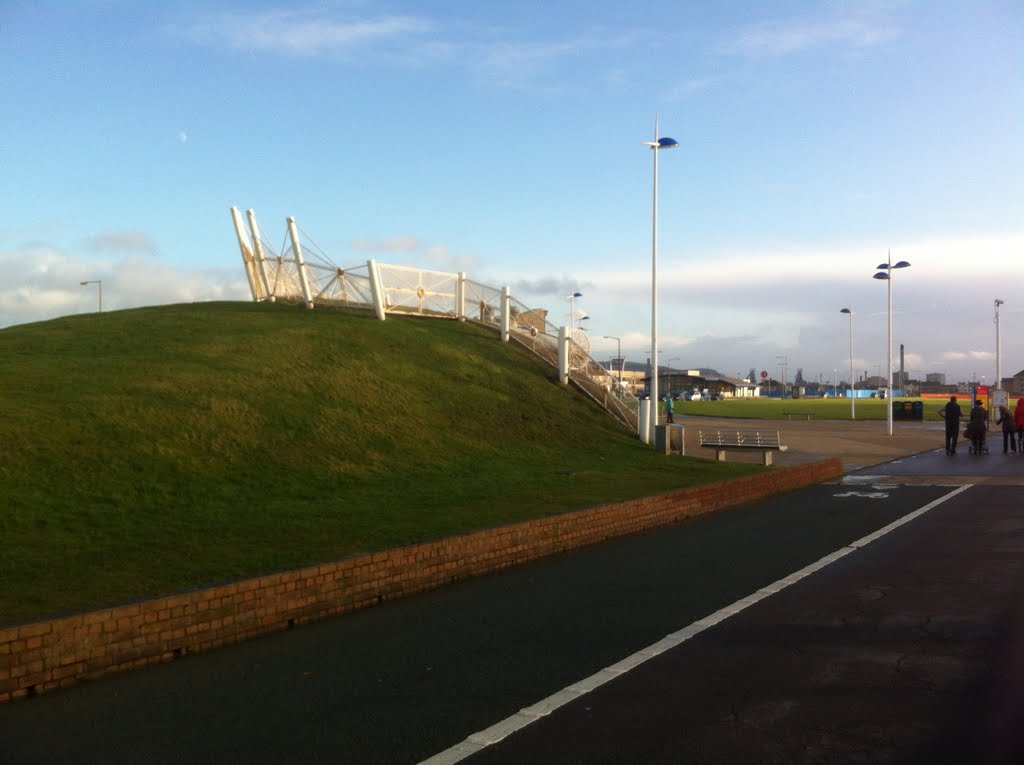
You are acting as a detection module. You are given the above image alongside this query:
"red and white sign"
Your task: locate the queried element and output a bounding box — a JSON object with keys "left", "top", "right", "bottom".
{"left": 760, "top": 370, "right": 768, "bottom": 379}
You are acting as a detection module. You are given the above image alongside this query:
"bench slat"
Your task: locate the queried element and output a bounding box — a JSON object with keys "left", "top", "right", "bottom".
{"left": 697, "top": 430, "right": 787, "bottom": 466}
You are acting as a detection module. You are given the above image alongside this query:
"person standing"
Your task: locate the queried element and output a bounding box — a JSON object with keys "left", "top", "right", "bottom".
{"left": 996, "top": 405, "right": 1017, "bottom": 453}
{"left": 967, "top": 399, "right": 989, "bottom": 453}
{"left": 939, "top": 396, "right": 964, "bottom": 455}
{"left": 1015, "top": 398, "right": 1024, "bottom": 444}
{"left": 664, "top": 392, "right": 675, "bottom": 424}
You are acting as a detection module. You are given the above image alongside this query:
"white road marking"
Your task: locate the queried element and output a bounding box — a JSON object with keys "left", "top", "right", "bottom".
{"left": 833, "top": 491, "right": 889, "bottom": 498}
{"left": 419, "top": 484, "right": 973, "bottom": 765}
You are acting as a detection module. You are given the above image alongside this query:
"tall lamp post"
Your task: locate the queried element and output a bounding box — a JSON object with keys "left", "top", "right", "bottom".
{"left": 80, "top": 280, "right": 103, "bottom": 312}
{"left": 873, "top": 252, "right": 911, "bottom": 436}
{"left": 643, "top": 118, "right": 678, "bottom": 434}
{"left": 566, "top": 291, "right": 583, "bottom": 329}
{"left": 994, "top": 299, "right": 1004, "bottom": 389}
{"left": 839, "top": 308, "right": 856, "bottom": 420}
{"left": 603, "top": 335, "right": 623, "bottom": 391}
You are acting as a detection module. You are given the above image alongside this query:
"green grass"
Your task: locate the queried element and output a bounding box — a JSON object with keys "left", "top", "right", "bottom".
{"left": 1, "top": 302, "right": 762, "bottom": 624}
{"left": 675, "top": 396, "right": 948, "bottom": 421}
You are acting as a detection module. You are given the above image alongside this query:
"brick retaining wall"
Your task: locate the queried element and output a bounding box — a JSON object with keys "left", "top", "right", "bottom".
{"left": 0, "top": 459, "right": 842, "bottom": 702}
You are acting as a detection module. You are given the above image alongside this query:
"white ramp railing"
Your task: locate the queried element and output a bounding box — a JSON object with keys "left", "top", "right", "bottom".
{"left": 231, "top": 208, "right": 640, "bottom": 431}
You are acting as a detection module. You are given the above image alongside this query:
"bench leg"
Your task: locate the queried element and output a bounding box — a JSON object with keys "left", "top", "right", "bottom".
{"left": 716, "top": 448, "right": 726, "bottom": 462}
{"left": 762, "top": 450, "right": 773, "bottom": 466}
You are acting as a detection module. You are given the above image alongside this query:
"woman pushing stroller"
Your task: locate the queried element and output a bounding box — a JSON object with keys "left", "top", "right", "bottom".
{"left": 965, "top": 399, "right": 989, "bottom": 455}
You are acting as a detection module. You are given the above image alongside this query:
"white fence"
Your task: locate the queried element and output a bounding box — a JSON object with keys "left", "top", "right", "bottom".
{"left": 231, "top": 208, "right": 640, "bottom": 431}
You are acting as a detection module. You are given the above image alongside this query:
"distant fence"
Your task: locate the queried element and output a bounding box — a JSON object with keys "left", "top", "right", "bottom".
{"left": 230, "top": 208, "right": 639, "bottom": 431}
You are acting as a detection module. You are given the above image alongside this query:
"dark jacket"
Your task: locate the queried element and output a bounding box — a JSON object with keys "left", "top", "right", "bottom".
{"left": 940, "top": 401, "right": 963, "bottom": 427}
{"left": 996, "top": 406, "right": 1016, "bottom": 432}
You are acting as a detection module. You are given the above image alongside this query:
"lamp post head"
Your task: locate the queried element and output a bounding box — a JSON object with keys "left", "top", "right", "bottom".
{"left": 876, "top": 260, "right": 911, "bottom": 271}
{"left": 571, "top": 291, "right": 583, "bottom": 298}
{"left": 840, "top": 307, "right": 852, "bottom": 315}
{"left": 873, "top": 272, "right": 890, "bottom": 280}
{"left": 643, "top": 137, "right": 679, "bottom": 150}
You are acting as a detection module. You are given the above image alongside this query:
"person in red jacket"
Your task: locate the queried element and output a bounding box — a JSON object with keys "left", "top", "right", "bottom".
{"left": 1015, "top": 399, "right": 1024, "bottom": 443}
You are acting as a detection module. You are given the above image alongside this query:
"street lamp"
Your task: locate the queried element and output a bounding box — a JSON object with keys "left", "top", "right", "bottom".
{"left": 873, "top": 252, "right": 911, "bottom": 436}
{"left": 667, "top": 357, "right": 679, "bottom": 397}
{"left": 995, "top": 299, "right": 1004, "bottom": 389}
{"left": 80, "top": 280, "right": 103, "bottom": 312}
{"left": 839, "top": 308, "right": 856, "bottom": 420}
{"left": 566, "top": 291, "right": 583, "bottom": 330}
{"left": 643, "top": 117, "right": 678, "bottom": 433}
{"left": 603, "top": 335, "right": 623, "bottom": 391}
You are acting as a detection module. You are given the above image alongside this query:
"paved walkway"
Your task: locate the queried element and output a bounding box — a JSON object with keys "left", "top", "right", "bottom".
{"left": 676, "top": 415, "right": 1023, "bottom": 480}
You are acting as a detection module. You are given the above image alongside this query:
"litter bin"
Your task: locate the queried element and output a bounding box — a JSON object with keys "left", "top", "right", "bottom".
{"left": 892, "top": 401, "right": 922, "bottom": 421}
{"left": 654, "top": 424, "right": 685, "bottom": 455}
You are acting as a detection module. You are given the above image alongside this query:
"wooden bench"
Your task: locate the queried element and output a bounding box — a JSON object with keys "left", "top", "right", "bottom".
{"left": 698, "top": 430, "right": 788, "bottom": 466}
{"left": 783, "top": 412, "right": 814, "bottom": 420}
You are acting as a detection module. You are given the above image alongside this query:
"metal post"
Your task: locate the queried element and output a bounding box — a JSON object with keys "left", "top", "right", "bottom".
{"left": 995, "top": 299, "right": 1004, "bottom": 389}
{"left": 557, "top": 325, "right": 570, "bottom": 384}
{"left": 286, "top": 217, "right": 314, "bottom": 310}
{"left": 367, "top": 259, "right": 386, "bottom": 321}
{"left": 246, "top": 209, "right": 273, "bottom": 301}
{"left": 886, "top": 257, "right": 893, "bottom": 435}
{"left": 650, "top": 119, "right": 659, "bottom": 434}
{"left": 230, "top": 207, "right": 260, "bottom": 301}
{"left": 500, "top": 287, "right": 510, "bottom": 343}
{"left": 841, "top": 308, "right": 856, "bottom": 419}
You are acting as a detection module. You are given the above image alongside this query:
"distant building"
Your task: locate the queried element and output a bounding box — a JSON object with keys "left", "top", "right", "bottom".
{"left": 926, "top": 373, "right": 946, "bottom": 385}
{"left": 1011, "top": 370, "right": 1024, "bottom": 395}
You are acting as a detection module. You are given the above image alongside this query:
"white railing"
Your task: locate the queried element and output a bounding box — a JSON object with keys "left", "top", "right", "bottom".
{"left": 231, "top": 208, "right": 640, "bottom": 431}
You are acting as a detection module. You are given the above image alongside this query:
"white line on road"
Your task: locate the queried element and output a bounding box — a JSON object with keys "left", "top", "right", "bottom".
{"left": 419, "top": 484, "right": 973, "bottom": 765}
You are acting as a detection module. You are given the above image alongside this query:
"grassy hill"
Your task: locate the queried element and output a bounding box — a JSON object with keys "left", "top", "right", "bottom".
{"left": 0, "top": 301, "right": 760, "bottom": 624}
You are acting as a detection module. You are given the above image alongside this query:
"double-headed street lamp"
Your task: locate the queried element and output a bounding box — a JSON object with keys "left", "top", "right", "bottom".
{"left": 873, "top": 253, "right": 911, "bottom": 436}
{"left": 643, "top": 117, "right": 678, "bottom": 432}
{"left": 80, "top": 280, "right": 103, "bottom": 313}
{"left": 566, "top": 291, "right": 583, "bottom": 330}
{"left": 995, "top": 299, "right": 1004, "bottom": 389}
{"left": 839, "top": 308, "right": 856, "bottom": 420}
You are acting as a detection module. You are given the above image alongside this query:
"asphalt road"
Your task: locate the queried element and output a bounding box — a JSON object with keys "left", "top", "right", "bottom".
{"left": 2, "top": 451, "right": 1021, "bottom": 764}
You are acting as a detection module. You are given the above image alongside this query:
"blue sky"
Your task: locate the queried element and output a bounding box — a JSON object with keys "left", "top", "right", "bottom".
{"left": 2, "top": 1, "right": 1021, "bottom": 386}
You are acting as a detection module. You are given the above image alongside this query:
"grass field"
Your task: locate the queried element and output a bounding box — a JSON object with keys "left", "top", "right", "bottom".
{"left": 1, "top": 302, "right": 764, "bottom": 625}
{"left": 675, "top": 396, "right": 936, "bottom": 420}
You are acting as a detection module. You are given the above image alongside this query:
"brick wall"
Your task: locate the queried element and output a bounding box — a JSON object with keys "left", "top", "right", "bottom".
{"left": 0, "top": 459, "right": 842, "bottom": 702}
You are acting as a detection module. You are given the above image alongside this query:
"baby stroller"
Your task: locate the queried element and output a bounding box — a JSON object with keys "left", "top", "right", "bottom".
{"left": 965, "top": 422, "right": 989, "bottom": 455}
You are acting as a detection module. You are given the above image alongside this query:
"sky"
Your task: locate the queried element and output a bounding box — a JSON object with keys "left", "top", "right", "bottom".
{"left": 2, "top": 0, "right": 1022, "bottom": 387}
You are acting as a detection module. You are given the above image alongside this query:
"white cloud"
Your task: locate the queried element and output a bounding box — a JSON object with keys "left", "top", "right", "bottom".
{"left": 180, "top": 10, "right": 429, "bottom": 56}
{"left": 722, "top": 18, "right": 899, "bottom": 57}
{"left": 666, "top": 77, "right": 718, "bottom": 101}
{"left": 424, "top": 244, "right": 480, "bottom": 273}
{"left": 81, "top": 231, "right": 159, "bottom": 256}
{"left": 349, "top": 236, "right": 480, "bottom": 272}
{"left": 0, "top": 245, "right": 249, "bottom": 328}
{"left": 351, "top": 236, "right": 422, "bottom": 253}
{"left": 5, "top": 229, "right": 1020, "bottom": 384}
{"left": 541, "top": 232, "right": 1024, "bottom": 383}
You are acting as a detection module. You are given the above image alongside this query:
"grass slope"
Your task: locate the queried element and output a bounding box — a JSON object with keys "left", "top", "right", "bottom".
{"left": 1, "top": 302, "right": 759, "bottom": 624}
